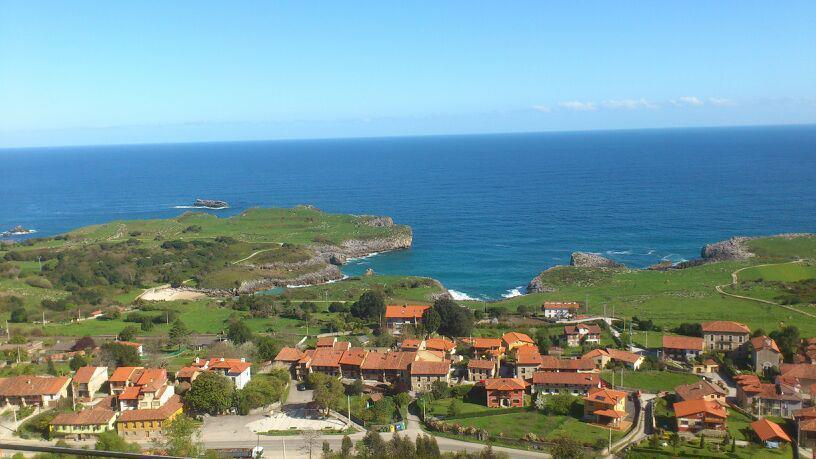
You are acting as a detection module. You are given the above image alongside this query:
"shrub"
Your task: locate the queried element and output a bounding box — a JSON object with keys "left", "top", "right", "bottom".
{"left": 24, "top": 277, "right": 52, "bottom": 289}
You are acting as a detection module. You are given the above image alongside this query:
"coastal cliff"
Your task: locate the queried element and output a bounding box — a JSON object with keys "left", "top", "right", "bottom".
{"left": 570, "top": 252, "right": 623, "bottom": 268}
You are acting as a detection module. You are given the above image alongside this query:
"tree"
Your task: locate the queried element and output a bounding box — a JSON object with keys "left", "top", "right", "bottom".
{"left": 95, "top": 430, "right": 140, "bottom": 453}
{"left": 544, "top": 391, "right": 577, "bottom": 415}
{"left": 46, "top": 358, "right": 57, "bottom": 376}
{"left": 185, "top": 372, "right": 233, "bottom": 415}
{"left": 770, "top": 325, "right": 800, "bottom": 362}
{"left": 674, "top": 323, "right": 703, "bottom": 337}
{"left": 159, "top": 414, "right": 202, "bottom": 457}
{"left": 340, "top": 435, "right": 353, "bottom": 458}
{"left": 387, "top": 433, "right": 416, "bottom": 458}
{"left": 328, "top": 302, "right": 349, "bottom": 313}
{"left": 100, "top": 342, "right": 140, "bottom": 368}
{"left": 71, "top": 336, "right": 96, "bottom": 352}
{"left": 424, "top": 308, "right": 441, "bottom": 335}
{"left": 9, "top": 307, "right": 28, "bottom": 323}
{"left": 358, "top": 431, "right": 385, "bottom": 458}
{"left": 322, "top": 440, "right": 332, "bottom": 458}
{"left": 432, "top": 298, "right": 474, "bottom": 337}
{"left": 416, "top": 434, "right": 440, "bottom": 459}
{"left": 117, "top": 325, "right": 138, "bottom": 342}
{"left": 349, "top": 378, "right": 364, "bottom": 395}
{"left": 69, "top": 353, "right": 89, "bottom": 371}
{"left": 227, "top": 320, "right": 253, "bottom": 345}
{"left": 669, "top": 432, "right": 681, "bottom": 455}
{"left": 301, "top": 429, "right": 322, "bottom": 459}
{"left": 168, "top": 319, "right": 191, "bottom": 350}
{"left": 447, "top": 399, "right": 462, "bottom": 417}
{"left": 311, "top": 373, "right": 344, "bottom": 416}
{"left": 370, "top": 397, "right": 397, "bottom": 425}
{"left": 550, "top": 436, "right": 582, "bottom": 459}
{"left": 350, "top": 290, "right": 386, "bottom": 321}
{"left": 535, "top": 328, "right": 551, "bottom": 353}
{"left": 394, "top": 392, "right": 411, "bottom": 408}
{"left": 700, "top": 433, "right": 705, "bottom": 448}
{"left": 431, "top": 380, "right": 451, "bottom": 399}
{"left": 236, "top": 376, "right": 286, "bottom": 414}
{"left": 254, "top": 335, "right": 283, "bottom": 362}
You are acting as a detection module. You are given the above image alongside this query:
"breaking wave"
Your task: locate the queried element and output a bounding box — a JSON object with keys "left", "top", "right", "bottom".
{"left": 501, "top": 286, "right": 525, "bottom": 298}
{"left": 448, "top": 289, "right": 478, "bottom": 301}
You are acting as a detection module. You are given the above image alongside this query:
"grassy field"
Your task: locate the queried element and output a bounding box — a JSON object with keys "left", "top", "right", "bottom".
{"left": 601, "top": 370, "right": 700, "bottom": 393}
{"left": 426, "top": 398, "right": 494, "bottom": 417}
{"left": 746, "top": 236, "right": 816, "bottom": 261}
{"left": 631, "top": 439, "right": 789, "bottom": 459}
{"left": 738, "top": 262, "right": 816, "bottom": 283}
{"left": 448, "top": 408, "right": 624, "bottom": 445}
{"left": 464, "top": 250, "right": 816, "bottom": 336}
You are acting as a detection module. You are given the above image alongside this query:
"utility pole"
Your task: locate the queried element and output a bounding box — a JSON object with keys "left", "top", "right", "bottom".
{"left": 585, "top": 294, "right": 589, "bottom": 315}
{"left": 347, "top": 394, "right": 351, "bottom": 423}
{"left": 38, "top": 256, "right": 42, "bottom": 272}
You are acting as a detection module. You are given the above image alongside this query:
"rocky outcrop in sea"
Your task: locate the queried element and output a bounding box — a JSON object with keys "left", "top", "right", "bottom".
{"left": 700, "top": 236, "right": 754, "bottom": 262}
{"left": 570, "top": 252, "right": 623, "bottom": 268}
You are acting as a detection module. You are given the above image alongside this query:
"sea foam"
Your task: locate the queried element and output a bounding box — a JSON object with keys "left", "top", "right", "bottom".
{"left": 501, "top": 286, "right": 525, "bottom": 298}
{"left": 448, "top": 289, "right": 478, "bottom": 301}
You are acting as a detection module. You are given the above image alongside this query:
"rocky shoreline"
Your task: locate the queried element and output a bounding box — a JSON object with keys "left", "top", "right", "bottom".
{"left": 526, "top": 233, "right": 815, "bottom": 294}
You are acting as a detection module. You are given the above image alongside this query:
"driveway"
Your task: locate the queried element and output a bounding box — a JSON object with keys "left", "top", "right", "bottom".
{"left": 286, "top": 381, "right": 313, "bottom": 405}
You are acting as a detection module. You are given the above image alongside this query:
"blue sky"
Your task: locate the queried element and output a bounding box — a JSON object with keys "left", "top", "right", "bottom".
{"left": 1, "top": 1, "right": 815, "bottom": 148}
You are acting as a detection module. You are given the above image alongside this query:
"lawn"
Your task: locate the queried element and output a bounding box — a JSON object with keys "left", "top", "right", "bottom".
{"left": 448, "top": 409, "right": 624, "bottom": 445}
{"left": 425, "top": 398, "right": 494, "bottom": 417}
{"left": 727, "top": 407, "right": 756, "bottom": 441}
{"left": 631, "top": 438, "right": 790, "bottom": 459}
{"left": 738, "top": 262, "right": 816, "bottom": 283}
{"left": 601, "top": 370, "right": 700, "bottom": 393}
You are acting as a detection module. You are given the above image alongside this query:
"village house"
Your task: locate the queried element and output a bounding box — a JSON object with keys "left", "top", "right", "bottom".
{"left": 425, "top": 338, "right": 457, "bottom": 358}
{"left": 701, "top": 321, "right": 750, "bottom": 353}
{"left": 541, "top": 301, "right": 581, "bottom": 319}
{"left": 583, "top": 387, "right": 628, "bottom": 428}
{"left": 467, "top": 359, "right": 496, "bottom": 381}
{"left": 384, "top": 305, "right": 430, "bottom": 334}
{"left": 360, "top": 351, "right": 388, "bottom": 382}
{"left": 339, "top": 347, "right": 368, "bottom": 380}
{"left": 794, "top": 407, "right": 816, "bottom": 448}
{"left": 674, "top": 399, "right": 728, "bottom": 432}
{"left": 117, "top": 368, "right": 174, "bottom": 411}
{"left": 531, "top": 371, "right": 602, "bottom": 396}
{"left": 273, "top": 347, "right": 305, "bottom": 377}
{"left": 779, "top": 364, "right": 816, "bottom": 395}
{"left": 400, "top": 339, "right": 425, "bottom": 351}
{"left": 108, "top": 367, "right": 143, "bottom": 395}
{"left": 316, "top": 336, "right": 338, "bottom": 348}
{"left": 483, "top": 378, "right": 528, "bottom": 408}
{"left": 501, "top": 332, "right": 535, "bottom": 352}
{"left": 0, "top": 375, "right": 71, "bottom": 408}
{"left": 462, "top": 337, "right": 504, "bottom": 360}
{"left": 661, "top": 335, "right": 704, "bottom": 362}
{"left": 734, "top": 374, "right": 803, "bottom": 418}
{"left": 381, "top": 351, "right": 417, "bottom": 386}
{"left": 410, "top": 360, "right": 451, "bottom": 392}
{"left": 675, "top": 380, "right": 727, "bottom": 406}
{"left": 749, "top": 336, "right": 783, "bottom": 371}
{"left": 583, "top": 348, "right": 643, "bottom": 370}
{"left": 307, "top": 348, "right": 345, "bottom": 378}
{"left": 116, "top": 395, "right": 183, "bottom": 440}
{"left": 174, "top": 366, "right": 202, "bottom": 386}
{"left": 563, "top": 323, "right": 601, "bottom": 347}
{"left": 750, "top": 418, "right": 792, "bottom": 448}
{"left": 72, "top": 366, "right": 108, "bottom": 400}
{"left": 691, "top": 359, "right": 720, "bottom": 374}
{"left": 191, "top": 357, "right": 252, "bottom": 389}
{"left": 539, "top": 355, "right": 596, "bottom": 373}
{"left": 514, "top": 345, "right": 543, "bottom": 380}
{"left": 296, "top": 350, "right": 315, "bottom": 380}
{"left": 49, "top": 408, "right": 118, "bottom": 440}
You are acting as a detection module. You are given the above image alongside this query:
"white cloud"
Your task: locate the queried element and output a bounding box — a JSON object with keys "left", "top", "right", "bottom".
{"left": 670, "top": 96, "right": 704, "bottom": 107}
{"left": 708, "top": 97, "right": 736, "bottom": 107}
{"left": 531, "top": 104, "right": 551, "bottom": 113}
{"left": 558, "top": 100, "right": 597, "bottom": 111}
{"left": 601, "top": 98, "right": 659, "bottom": 110}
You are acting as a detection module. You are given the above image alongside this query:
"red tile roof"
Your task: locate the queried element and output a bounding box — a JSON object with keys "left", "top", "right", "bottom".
{"left": 751, "top": 418, "right": 791, "bottom": 442}
{"left": 382, "top": 351, "right": 417, "bottom": 371}
{"left": 605, "top": 348, "right": 642, "bottom": 364}
{"left": 339, "top": 348, "right": 368, "bottom": 366}
{"left": 316, "top": 337, "right": 337, "bottom": 347}
{"left": 750, "top": 336, "right": 781, "bottom": 353}
{"left": 0, "top": 376, "right": 70, "bottom": 397}
{"left": 483, "top": 377, "right": 528, "bottom": 391}
{"left": 794, "top": 406, "right": 816, "bottom": 420}
{"left": 585, "top": 387, "right": 627, "bottom": 406}
{"left": 118, "top": 385, "right": 142, "bottom": 400}
{"left": 73, "top": 366, "right": 103, "bottom": 384}
{"left": 425, "top": 338, "right": 456, "bottom": 352}
{"left": 701, "top": 321, "right": 750, "bottom": 334}
{"left": 50, "top": 409, "right": 116, "bottom": 426}
{"left": 502, "top": 332, "right": 534, "bottom": 347}
{"left": 539, "top": 356, "right": 596, "bottom": 372}
{"left": 780, "top": 363, "right": 816, "bottom": 381}
{"left": 400, "top": 339, "right": 424, "bottom": 351}
{"left": 117, "top": 395, "right": 182, "bottom": 422}
{"left": 115, "top": 341, "right": 142, "bottom": 349}
{"left": 515, "top": 346, "right": 544, "bottom": 366}
{"left": 198, "top": 357, "right": 252, "bottom": 375}
{"left": 410, "top": 360, "right": 451, "bottom": 376}
{"left": 310, "top": 348, "right": 345, "bottom": 368}
{"left": 564, "top": 324, "right": 601, "bottom": 335}
{"left": 274, "top": 347, "right": 304, "bottom": 362}
{"left": 385, "top": 305, "right": 430, "bottom": 319}
{"left": 467, "top": 359, "right": 495, "bottom": 370}
{"left": 360, "top": 351, "right": 388, "bottom": 370}
{"left": 593, "top": 409, "right": 626, "bottom": 419}
{"left": 175, "top": 366, "right": 200, "bottom": 379}
{"left": 662, "top": 335, "right": 704, "bottom": 351}
{"left": 531, "top": 372, "right": 601, "bottom": 386}
{"left": 673, "top": 399, "right": 727, "bottom": 418}
{"left": 675, "top": 380, "right": 727, "bottom": 401}
{"left": 334, "top": 341, "right": 351, "bottom": 351}
{"left": 464, "top": 337, "right": 503, "bottom": 349}
{"left": 109, "top": 366, "right": 143, "bottom": 383}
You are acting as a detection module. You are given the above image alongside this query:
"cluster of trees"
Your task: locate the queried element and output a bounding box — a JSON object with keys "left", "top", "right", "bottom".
{"left": 185, "top": 369, "right": 290, "bottom": 416}
{"left": 534, "top": 391, "right": 579, "bottom": 416}
{"left": 320, "top": 431, "right": 509, "bottom": 459}
{"left": 673, "top": 323, "right": 703, "bottom": 337}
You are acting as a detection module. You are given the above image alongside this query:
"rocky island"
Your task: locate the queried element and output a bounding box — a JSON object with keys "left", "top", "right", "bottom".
{"left": 194, "top": 198, "right": 229, "bottom": 209}
{"left": 0, "top": 225, "right": 36, "bottom": 236}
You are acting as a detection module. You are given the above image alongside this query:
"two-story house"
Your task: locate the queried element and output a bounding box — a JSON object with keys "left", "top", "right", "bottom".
{"left": 749, "top": 336, "right": 783, "bottom": 371}
{"left": 72, "top": 366, "right": 108, "bottom": 400}
{"left": 563, "top": 323, "right": 601, "bottom": 347}
{"left": 702, "top": 321, "right": 750, "bottom": 353}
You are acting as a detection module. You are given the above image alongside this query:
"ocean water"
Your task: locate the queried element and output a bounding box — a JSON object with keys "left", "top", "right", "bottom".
{"left": 2, "top": 125, "right": 815, "bottom": 300}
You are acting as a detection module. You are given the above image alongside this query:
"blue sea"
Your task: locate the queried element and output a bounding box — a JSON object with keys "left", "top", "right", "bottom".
{"left": 2, "top": 125, "right": 815, "bottom": 300}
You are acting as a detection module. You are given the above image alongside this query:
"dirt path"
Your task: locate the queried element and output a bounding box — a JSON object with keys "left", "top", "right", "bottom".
{"left": 231, "top": 245, "right": 283, "bottom": 265}
{"left": 715, "top": 259, "right": 816, "bottom": 318}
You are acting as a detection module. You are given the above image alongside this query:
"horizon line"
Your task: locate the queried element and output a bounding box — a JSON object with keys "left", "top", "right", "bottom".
{"left": 2, "top": 121, "right": 815, "bottom": 152}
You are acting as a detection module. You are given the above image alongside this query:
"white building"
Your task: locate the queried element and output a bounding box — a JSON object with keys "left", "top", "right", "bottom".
{"left": 542, "top": 302, "right": 581, "bottom": 319}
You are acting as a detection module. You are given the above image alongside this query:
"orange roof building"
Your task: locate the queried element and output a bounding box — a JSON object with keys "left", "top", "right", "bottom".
{"left": 116, "top": 395, "right": 183, "bottom": 439}
{"left": 49, "top": 409, "right": 117, "bottom": 439}
{"left": 584, "top": 387, "right": 628, "bottom": 427}
{"left": 674, "top": 399, "right": 727, "bottom": 432}
{"left": 72, "top": 366, "right": 108, "bottom": 400}
{"left": 483, "top": 378, "right": 528, "bottom": 408}
{"left": 0, "top": 375, "right": 71, "bottom": 407}
{"left": 502, "top": 332, "right": 535, "bottom": 351}
{"left": 385, "top": 305, "right": 430, "bottom": 334}
{"left": 701, "top": 321, "right": 750, "bottom": 352}
{"left": 662, "top": 335, "right": 704, "bottom": 362}
{"left": 751, "top": 418, "right": 791, "bottom": 444}
{"left": 531, "top": 371, "right": 602, "bottom": 395}
{"left": 425, "top": 338, "right": 456, "bottom": 354}
{"left": 192, "top": 357, "right": 252, "bottom": 389}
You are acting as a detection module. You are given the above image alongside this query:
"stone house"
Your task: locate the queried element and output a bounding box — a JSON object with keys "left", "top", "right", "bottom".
{"left": 563, "top": 323, "right": 601, "bottom": 347}
{"left": 661, "top": 335, "right": 704, "bottom": 362}
{"left": 701, "top": 321, "right": 750, "bottom": 353}
{"left": 409, "top": 360, "right": 451, "bottom": 392}
{"left": 467, "top": 359, "right": 496, "bottom": 381}
{"left": 749, "top": 336, "right": 783, "bottom": 371}
{"left": 514, "top": 346, "right": 543, "bottom": 380}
